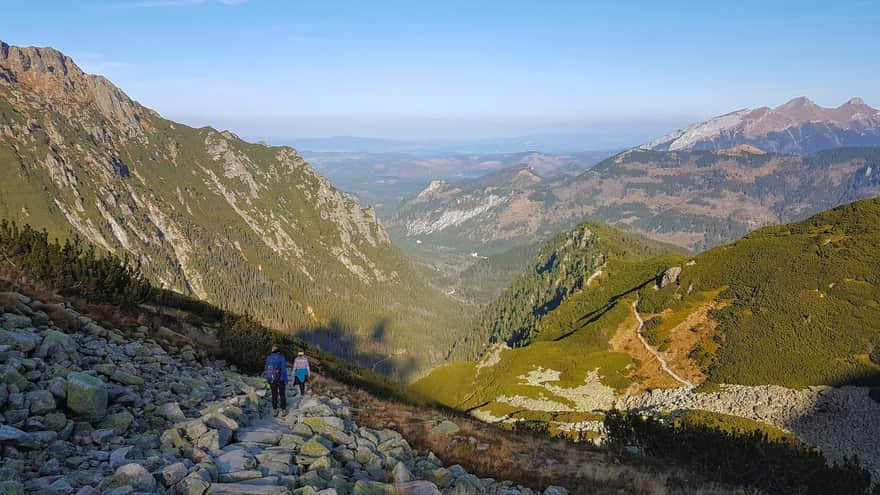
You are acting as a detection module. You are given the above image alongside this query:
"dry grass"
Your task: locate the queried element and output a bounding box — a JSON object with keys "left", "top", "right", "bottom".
{"left": 0, "top": 265, "right": 217, "bottom": 354}
{"left": 609, "top": 305, "right": 680, "bottom": 395}
{"left": 312, "top": 375, "right": 756, "bottom": 495}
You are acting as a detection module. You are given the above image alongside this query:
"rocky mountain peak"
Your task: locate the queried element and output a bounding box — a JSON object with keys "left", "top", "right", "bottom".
{"left": 775, "top": 96, "right": 818, "bottom": 110}
{"left": 845, "top": 97, "right": 866, "bottom": 106}
{"left": 641, "top": 96, "right": 880, "bottom": 154}
{"left": 0, "top": 41, "right": 149, "bottom": 138}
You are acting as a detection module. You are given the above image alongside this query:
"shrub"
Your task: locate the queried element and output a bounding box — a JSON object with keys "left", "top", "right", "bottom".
{"left": 604, "top": 410, "right": 872, "bottom": 494}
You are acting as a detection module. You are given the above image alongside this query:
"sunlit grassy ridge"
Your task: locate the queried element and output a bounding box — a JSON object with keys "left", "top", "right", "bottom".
{"left": 418, "top": 198, "right": 880, "bottom": 415}
{"left": 646, "top": 197, "right": 880, "bottom": 387}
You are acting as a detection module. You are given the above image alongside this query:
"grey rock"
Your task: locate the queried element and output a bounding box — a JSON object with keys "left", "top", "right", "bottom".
{"left": 214, "top": 449, "right": 257, "bottom": 473}
{"left": 109, "top": 446, "right": 134, "bottom": 469}
{"left": 391, "top": 461, "right": 413, "bottom": 484}
{"left": 65, "top": 372, "right": 107, "bottom": 420}
{"left": 659, "top": 266, "right": 682, "bottom": 288}
{"left": 113, "top": 463, "right": 157, "bottom": 492}
{"left": 180, "top": 419, "right": 209, "bottom": 440}
{"left": 202, "top": 413, "right": 239, "bottom": 432}
{"left": 234, "top": 427, "right": 282, "bottom": 444}
{"left": 156, "top": 462, "right": 188, "bottom": 487}
{"left": 46, "top": 477, "right": 74, "bottom": 494}
{"left": 196, "top": 427, "right": 232, "bottom": 451}
{"left": 26, "top": 389, "right": 57, "bottom": 415}
{"left": 393, "top": 481, "right": 440, "bottom": 495}
{"left": 543, "top": 486, "right": 569, "bottom": 495}
{"left": 0, "top": 425, "right": 30, "bottom": 445}
{"left": 0, "top": 481, "right": 24, "bottom": 495}
{"left": 0, "top": 329, "right": 41, "bottom": 352}
{"left": 0, "top": 313, "right": 33, "bottom": 330}
{"left": 430, "top": 420, "right": 459, "bottom": 436}
{"left": 36, "top": 330, "right": 77, "bottom": 359}
{"left": 158, "top": 401, "right": 186, "bottom": 422}
{"left": 205, "top": 483, "right": 290, "bottom": 494}
{"left": 175, "top": 473, "right": 210, "bottom": 495}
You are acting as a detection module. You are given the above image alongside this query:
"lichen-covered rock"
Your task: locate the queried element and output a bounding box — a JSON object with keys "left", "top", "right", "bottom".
{"left": 157, "top": 401, "right": 186, "bottom": 422}
{"left": 65, "top": 372, "right": 108, "bottom": 420}
{"left": 35, "top": 329, "right": 77, "bottom": 358}
{"left": 99, "top": 411, "right": 135, "bottom": 434}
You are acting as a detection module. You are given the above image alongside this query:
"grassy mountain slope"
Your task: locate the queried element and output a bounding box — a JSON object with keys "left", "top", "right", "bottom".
{"left": 448, "top": 222, "right": 679, "bottom": 361}
{"left": 416, "top": 198, "right": 880, "bottom": 417}
{"left": 0, "top": 42, "right": 467, "bottom": 378}
{"left": 390, "top": 146, "right": 880, "bottom": 253}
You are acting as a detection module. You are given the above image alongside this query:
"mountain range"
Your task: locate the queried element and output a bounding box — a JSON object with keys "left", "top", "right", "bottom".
{"left": 640, "top": 96, "right": 880, "bottom": 154}
{"left": 390, "top": 146, "right": 880, "bottom": 253}
{"left": 0, "top": 41, "right": 466, "bottom": 378}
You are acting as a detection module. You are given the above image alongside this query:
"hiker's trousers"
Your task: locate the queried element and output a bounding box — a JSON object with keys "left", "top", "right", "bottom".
{"left": 270, "top": 381, "right": 286, "bottom": 410}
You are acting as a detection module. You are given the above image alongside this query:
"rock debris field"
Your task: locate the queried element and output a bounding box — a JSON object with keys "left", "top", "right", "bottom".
{"left": 0, "top": 292, "right": 568, "bottom": 495}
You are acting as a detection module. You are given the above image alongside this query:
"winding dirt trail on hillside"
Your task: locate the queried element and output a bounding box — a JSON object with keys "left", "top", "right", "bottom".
{"left": 585, "top": 263, "right": 607, "bottom": 287}
{"left": 632, "top": 298, "right": 694, "bottom": 388}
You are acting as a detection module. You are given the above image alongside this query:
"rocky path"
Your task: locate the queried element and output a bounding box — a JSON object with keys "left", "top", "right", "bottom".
{"left": 0, "top": 291, "right": 568, "bottom": 495}
{"left": 631, "top": 299, "right": 693, "bottom": 388}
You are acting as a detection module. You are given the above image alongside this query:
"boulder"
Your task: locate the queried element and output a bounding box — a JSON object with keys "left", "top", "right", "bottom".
{"left": 26, "top": 389, "right": 56, "bottom": 415}
{"left": 205, "top": 484, "right": 290, "bottom": 494}
{"left": 0, "top": 313, "right": 33, "bottom": 330}
{"left": 430, "top": 420, "right": 459, "bottom": 436}
{"left": 156, "top": 462, "right": 188, "bottom": 487}
{"left": 300, "top": 438, "right": 331, "bottom": 457}
{"left": 35, "top": 330, "right": 77, "bottom": 359}
{"left": 181, "top": 419, "right": 209, "bottom": 440}
{"left": 659, "top": 266, "right": 682, "bottom": 288}
{"left": 543, "top": 487, "right": 569, "bottom": 495}
{"left": 351, "top": 480, "right": 394, "bottom": 495}
{"left": 202, "top": 413, "right": 239, "bottom": 432}
{"left": 176, "top": 473, "right": 210, "bottom": 495}
{"left": 110, "top": 446, "right": 134, "bottom": 469}
{"left": 0, "top": 329, "right": 41, "bottom": 353}
{"left": 235, "top": 427, "right": 282, "bottom": 444}
{"left": 0, "top": 425, "right": 30, "bottom": 446}
{"left": 393, "top": 481, "right": 440, "bottom": 495}
{"left": 214, "top": 450, "right": 257, "bottom": 474}
{"left": 391, "top": 461, "right": 413, "bottom": 484}
{"left": 157, "top": 402, "right": 186, "bottom": 422}
{"left": 66, "top": 372, "right": 108, "bottom": 420}
{"left": 196, "top": 427, "right": 232, "bottom": 451}
{"left": 99, "top": 411, "right": 135, "bottom": 434}
{"left": 113, "top": 463, "right": 157, "bottom": 492}
{"left": 0, "top": 481, "right": 24, "bottom": 495}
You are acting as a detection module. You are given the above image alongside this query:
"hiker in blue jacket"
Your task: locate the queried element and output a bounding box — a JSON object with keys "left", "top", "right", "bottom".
{"left": 264, "top": 345, "right": 289, "bottom": 417}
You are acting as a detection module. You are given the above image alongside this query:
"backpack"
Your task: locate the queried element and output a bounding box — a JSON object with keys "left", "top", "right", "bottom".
{"left": 264, "top": 363, "right": 282, "bottom": 384}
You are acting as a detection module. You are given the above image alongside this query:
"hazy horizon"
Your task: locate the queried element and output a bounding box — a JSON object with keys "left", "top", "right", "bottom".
{"left": 4, "top": 0, "right": 879, "bottom": 150}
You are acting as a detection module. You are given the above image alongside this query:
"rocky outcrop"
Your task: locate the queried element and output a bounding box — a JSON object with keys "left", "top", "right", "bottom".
{"left": 0, "top": 292, "right": 564, "bottom": 494}
{"left": 658, "top": 266, "right": 681, "bottom": 288}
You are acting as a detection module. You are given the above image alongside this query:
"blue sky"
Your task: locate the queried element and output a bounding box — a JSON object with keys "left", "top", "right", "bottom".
{"left": 3, "top": 0, "right": 879, "bottom": 147}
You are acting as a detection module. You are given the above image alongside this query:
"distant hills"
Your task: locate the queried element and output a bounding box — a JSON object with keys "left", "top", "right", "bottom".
{"left": 641, "top": 96, "right": 880, "bottom": 155}
{"left": 0, "top": 41, "right": 466, "bottom": 378}
{"left": 390, "top": 146, "right": 880, "bottom": 253}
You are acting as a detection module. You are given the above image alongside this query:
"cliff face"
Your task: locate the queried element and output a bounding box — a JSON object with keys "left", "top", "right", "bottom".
{"left": 0, "top": 42, "right": 464, "bottom": 376}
